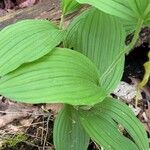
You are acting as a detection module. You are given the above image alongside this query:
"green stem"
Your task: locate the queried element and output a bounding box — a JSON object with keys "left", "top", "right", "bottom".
{"left": 59, "top": 14, "right": 64, "bottom": 30}
{"left": 126, "top": 18, "right": 143, "bottom": 54}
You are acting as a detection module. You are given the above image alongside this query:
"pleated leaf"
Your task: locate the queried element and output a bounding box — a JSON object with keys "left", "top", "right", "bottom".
{"left": 127, "top": 0, "right": 150, "bottom": 19}
{"left": 54, "top": 105, "right": 89, "bottom": 150}
{"left": 65, "top": 8, "right": 125, "bottom": 93}
{"left": 0, "top": 47, "right": 106, "bottom": 105}
{"left": 144, "top": 18, "right": 150, "bottom": 27}
{"left": 79, "top": 97, "right": 149, "bottom": 150}
{"left": 145, "top": 19, "right": 150, "bottom": 27}
{"left": 143, "top": 2, "right": 150, "bottom": 27}
{"left": 61, "top": 0, "right": 80, "bottom": 15}
{"left": 75, "top": 0, "right": 150, "bottom": 25}
{"left": 0, "top": 19, "right": 64, "bottom": 76}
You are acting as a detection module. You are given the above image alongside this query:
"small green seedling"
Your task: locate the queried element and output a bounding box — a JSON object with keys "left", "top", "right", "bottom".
{"left": 0, "top": 0, "right": 150, "bottom": 149}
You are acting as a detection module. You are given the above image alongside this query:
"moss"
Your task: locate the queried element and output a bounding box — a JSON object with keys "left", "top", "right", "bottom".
{"left": 2, "top": 133, "right": 27, "bottom": 148}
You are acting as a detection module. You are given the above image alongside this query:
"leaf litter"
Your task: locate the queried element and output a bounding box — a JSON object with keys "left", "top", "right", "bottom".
{"left": 0, "top": 2, "right": 150, "bottom": 149}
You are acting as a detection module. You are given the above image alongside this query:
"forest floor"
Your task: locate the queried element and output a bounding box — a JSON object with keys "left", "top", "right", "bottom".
{"left": 0, "top": 0, "right": 150, "bottom": 150}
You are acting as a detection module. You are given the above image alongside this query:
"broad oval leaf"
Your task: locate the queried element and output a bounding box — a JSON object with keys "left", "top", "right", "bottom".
{"left": 0, "top": 48, "right": 106, "bottom": 105}
{"left": 79, "top": 97, "right": 149, "bottom": 150}
{"left": 96, "top": 98, "right": 149, "bottom": 150}
{"left": 75, "top": 0, "right": 136, "bottom": 21}
{"left": 75, "top": 0, "right": 150, "bottom": 26}
{"left": 54, "top": 105, "right": 89, "bottom": 150}
{"left": 0, "top": 19, "right": 64, "bottom": 76}
{"left": 61, "top": 0, "right": 80, "bottom": 15}
{"left": 65, "top": 8, "right": 126, "bottom": 93}
{"left": 80, "top": 112, "right": 138, "bottom": 150}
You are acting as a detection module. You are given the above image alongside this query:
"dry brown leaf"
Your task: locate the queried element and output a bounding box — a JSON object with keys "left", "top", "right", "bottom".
{"left": 20, "top": 118, "right": 34, "bottom": 127}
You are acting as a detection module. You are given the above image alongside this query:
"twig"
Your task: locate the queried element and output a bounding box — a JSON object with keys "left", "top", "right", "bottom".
{"left": 43, "top": 114, "right": 51, "bottom": 150}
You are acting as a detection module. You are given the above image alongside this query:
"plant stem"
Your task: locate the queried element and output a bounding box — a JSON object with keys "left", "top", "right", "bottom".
{"left": 126, "top": 18, "right": 143, "bottom": 53}
{"left": 59, "top": 14, "right": 64, "bottom": 29}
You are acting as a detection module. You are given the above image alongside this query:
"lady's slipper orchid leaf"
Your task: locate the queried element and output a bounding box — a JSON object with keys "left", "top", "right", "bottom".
{"left": 0, "top": 48, "right": 106, "bottom": 105}
{"left": 0, "top": 19, "right": 64, "bottom": 76}
{"left": 75, "top": 0, "right": 150, "bottom": 28}
{"left": 54, "top": 105, "right": 89, "bottom": 150}
{"left": 79, "top": 97, "right": 149, "bottom": 150}
{"left": 65, "top": 8, "right": 125, "bottom": 93}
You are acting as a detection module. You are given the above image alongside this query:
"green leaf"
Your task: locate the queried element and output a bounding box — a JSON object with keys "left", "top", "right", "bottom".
{"left": 53, "top": 105, "right": 89, "bottom": 150}
{"left": 0, "top": 19, "right": 64, "bottom": 76}
{"left": 145, "top": 19, "right": 150, "bottom": 27}
{"left": 61, "top": 0, "right": 80, "bottom": 15}
{"left": 65, "top": 8, "right": 126, "bottom": 93}
{"left": 79, "top": 97, "right": 149, "bottom": 150}
{"left": 122, "top": 21, "right": 136, "bottom": 35}
{"left": 143, "top": 3, "right": 150, "bottom": 27}
{"left": 0, "top": 47, "right": 106, "bottom": 105}
{"left": 75, "top": 0, "right": 150, "bottom": 22}
{"left": 97, "top": 98, "right": 149, "bottom": 150}
{"left": 128, "top": 0, "right": 150, "bottom": 19}
{"left": 75, "top": 0, "right": 136, "bottom": 21}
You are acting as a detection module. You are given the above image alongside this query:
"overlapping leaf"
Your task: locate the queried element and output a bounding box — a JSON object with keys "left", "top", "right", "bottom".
{"left": 54, "top": 105, "right": 89, "bottom": 150}
{"left": 0, "top": 19, "right": 64, "bottom": 76}
{"left": 75, "top": 0, "right": 136, "bottom": 21}
{"left": 61, "top": 0, "right": 80, "bottom": 15}
{"left": 79, "top": 97, "right": 149, "bottom": 150}
{"left": 143, "top": 2, "right": 150, "bottom": 27}
{"left": 65, "top": 8, "right": 125, "bottom": 93}
{"left": 0, "top": 48, "right": 106, "bottom": 105}
{"left": 128, "top": 0, "right": 150, "bottom": 18}
{"left": 75, "top": 0, "right": 150, "bottom": 28}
